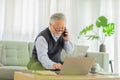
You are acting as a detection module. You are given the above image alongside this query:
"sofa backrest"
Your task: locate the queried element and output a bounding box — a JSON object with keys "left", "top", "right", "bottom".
{"left": 28, "top": 42, "right": 34, "bottom": 58}
{"left": 0, "top": 41, "right": 30, "bottom": 66}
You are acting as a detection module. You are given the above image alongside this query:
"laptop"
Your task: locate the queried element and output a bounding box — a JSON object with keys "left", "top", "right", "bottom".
{"left": 61, "top": 46, "right": 89, "bottom": 60}
{"left": 54, "top": 57, "right": 94, "bottom": 75}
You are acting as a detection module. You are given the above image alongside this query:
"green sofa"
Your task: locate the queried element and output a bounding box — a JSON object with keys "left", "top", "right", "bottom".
{"left": 0, "top": 41, "right": 33, "bottom": 80}
{"left": 0, "top": 41, "right": 109, "bottom": 80}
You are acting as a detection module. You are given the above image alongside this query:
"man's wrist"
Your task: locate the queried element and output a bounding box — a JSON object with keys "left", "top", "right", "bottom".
{"left": 64, "top": 40, "right": 70, "bottom": 43}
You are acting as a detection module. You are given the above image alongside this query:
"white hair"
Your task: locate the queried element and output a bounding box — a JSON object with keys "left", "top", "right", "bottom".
{"left": 50, "top": 13, "right": 66, "bottom": 24}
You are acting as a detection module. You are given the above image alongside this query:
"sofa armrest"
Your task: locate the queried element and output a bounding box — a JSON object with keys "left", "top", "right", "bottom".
{"left": 86, "top": 52, "right": 109, "bottom": 72}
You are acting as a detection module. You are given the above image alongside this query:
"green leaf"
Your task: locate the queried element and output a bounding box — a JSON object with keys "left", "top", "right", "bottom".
{"left": 86, "top": 35, "right": 99, "bottom": 40}
{"left": 96, "top": 16, "right": 108, "bottom": 28}
{"left": 103, "top": 23, "right": 115, "bottom": 36}
{"left": 80, "top": 24, "right": 94, "bottom": 35}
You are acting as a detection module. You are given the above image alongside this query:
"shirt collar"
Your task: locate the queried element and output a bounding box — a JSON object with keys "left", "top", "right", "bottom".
{"left": 49, "top": 27, "right": 60, "bottom": 41}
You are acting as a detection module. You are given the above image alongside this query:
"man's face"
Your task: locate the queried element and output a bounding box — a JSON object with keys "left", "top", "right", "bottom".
{"left": 50, "top": 20, "right": 66, "bottom": 37}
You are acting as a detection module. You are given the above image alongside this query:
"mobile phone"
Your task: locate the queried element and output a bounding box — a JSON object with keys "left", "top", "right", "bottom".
{"left": 63, "top": 27, "right": 67, "bottom": 37}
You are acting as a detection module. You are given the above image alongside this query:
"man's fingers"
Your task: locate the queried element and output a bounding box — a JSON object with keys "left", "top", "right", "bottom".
{"left": 53, "top": 63, "right": 62, "bottom": 69}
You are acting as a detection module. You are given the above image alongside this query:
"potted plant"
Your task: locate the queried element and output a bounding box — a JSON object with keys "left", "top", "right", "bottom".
{"left": 79, "top": 16, "right": 115, "bottom": 52}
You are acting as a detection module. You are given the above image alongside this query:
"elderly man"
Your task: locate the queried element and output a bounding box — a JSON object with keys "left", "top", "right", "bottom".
{"left": 27, "top": 13, "right": 74, "bottom": 70}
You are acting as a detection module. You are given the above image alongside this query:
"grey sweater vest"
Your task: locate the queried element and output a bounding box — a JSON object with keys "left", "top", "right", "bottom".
{"left": 32, "top": 28, "right": 64, "bottom": 63}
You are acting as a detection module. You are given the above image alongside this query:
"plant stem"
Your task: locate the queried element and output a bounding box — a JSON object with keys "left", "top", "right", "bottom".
{"left": 92, "top": 31, "right": 98, "bottom": 35}
{"left": 101, "top": 27, "right": 105, "bottom": 44}
{"left": 92, "top": 31, "right": 102, "bottom": 43}
{"left": 98, "top": 37, "right": 103, "bottom": 43}
{"left": 103, "top": 34, "right": 106, "bottom": 44}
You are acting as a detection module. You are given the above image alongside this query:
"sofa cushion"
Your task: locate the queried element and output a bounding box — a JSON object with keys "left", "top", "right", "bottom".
{"left": 0, "top": 66, "right": 27, "bottom": 79}
{"left": 0, "top": 63, "right": 3, "bottom": 67}
{"left": 0, "top": 66, "right": 27, "bottom": 70}
{"left": 0, "top": 45, "right": 4, "bottom": 66}
{"left": 0, "top": 41, "right": 30, "bottom": 66}
{"left": 28, "top": 42, "right": 34, "bottom": 57}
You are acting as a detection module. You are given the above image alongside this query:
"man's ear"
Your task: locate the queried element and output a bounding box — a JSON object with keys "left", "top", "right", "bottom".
{"left": 49, "top": 23, "right": 52, "bottom": 31}
{"left": 49, "top": 22, "right": 52, "bottom": 26}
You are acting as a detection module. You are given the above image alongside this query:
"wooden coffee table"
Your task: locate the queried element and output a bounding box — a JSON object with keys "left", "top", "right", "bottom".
{"left": 14, "top": 71, "right": 120, "bottom": 80}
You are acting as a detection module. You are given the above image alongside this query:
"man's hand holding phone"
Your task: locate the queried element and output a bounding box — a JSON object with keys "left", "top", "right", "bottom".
{"left": 63, "top": 28, "right": 69, "bottom": 41}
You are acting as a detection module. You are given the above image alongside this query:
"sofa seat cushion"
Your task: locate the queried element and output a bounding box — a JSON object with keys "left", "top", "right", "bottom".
{"left": 0, "top": 41, "right": 30, "bottom": 66}
{"left": 0, "top": 66, "right": 28, "bottom": 79}
{"left": 0, "top": 66, "right": 27, "bottom": 70}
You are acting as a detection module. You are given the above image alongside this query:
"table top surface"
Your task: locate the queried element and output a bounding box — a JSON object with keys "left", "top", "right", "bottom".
{"left": 14, "top": 71, "right": 120, "bottom": 79}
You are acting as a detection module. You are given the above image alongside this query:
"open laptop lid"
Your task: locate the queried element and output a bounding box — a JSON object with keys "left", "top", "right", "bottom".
{"left": 61, "top": 46, "right": 89, "bottom": 61}
{"left": 59, "top": 57, "right": 94, "bottom": 75}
